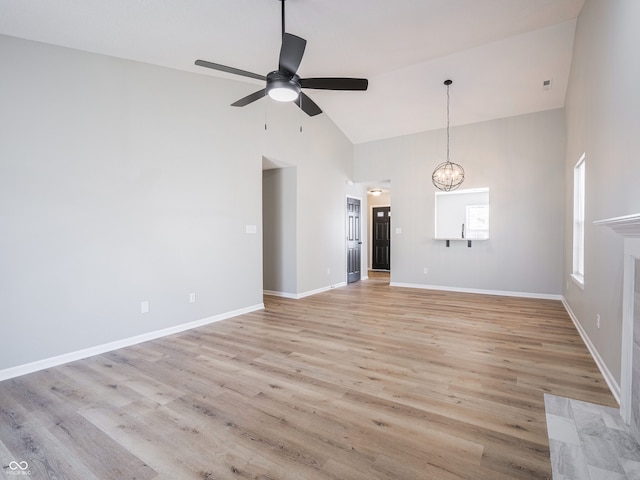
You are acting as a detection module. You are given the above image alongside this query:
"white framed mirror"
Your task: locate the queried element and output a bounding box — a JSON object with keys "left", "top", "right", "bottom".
{"left": 435, "top": 187, "right": 489, "bottom": 239}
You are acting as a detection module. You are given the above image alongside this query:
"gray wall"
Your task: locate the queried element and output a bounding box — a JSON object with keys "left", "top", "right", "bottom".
{"left": 562, "top": 0, "right": 640, "bottom": 387}
{"left": 0, "top": 35, "right": 263, "bottom": 370}
{"left": 0, "top": 34, "right": 358, "bottom": 372}
{"left": 261, "top": 101, "right": 364, "bottom": 295}
{"left": 355, "top": 109, "right": 566, "bottom": 296}
{"left": 262, "top": 167, "right": 297, "bottom": 294}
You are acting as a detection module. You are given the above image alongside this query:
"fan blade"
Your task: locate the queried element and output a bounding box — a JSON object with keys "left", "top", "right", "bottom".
{"left": 278, "top": 33, "right": 307, "bottom": 76}
{"left": 231, "top": 89, "right": 266, "bottom": 107}
{"left": 294, "top": 92, "right": 322, "bottom": 117}
{"left": 299, "top": 77, "right": 368, "bottom": 91}
{"left": 195, "top": 60, "right": 266, "bottom": 81}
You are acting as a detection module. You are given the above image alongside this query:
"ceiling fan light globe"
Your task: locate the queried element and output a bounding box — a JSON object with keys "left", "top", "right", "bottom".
{"left": 268, "top": 87, "right": 299, "bottom": 102}
{"left": 266, "top": 74, "right": 301, "bottom": 102}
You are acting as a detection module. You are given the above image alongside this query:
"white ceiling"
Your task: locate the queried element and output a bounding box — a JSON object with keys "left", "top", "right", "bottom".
{"left": 0, "top": 0, "right": 585, "bottom": 144}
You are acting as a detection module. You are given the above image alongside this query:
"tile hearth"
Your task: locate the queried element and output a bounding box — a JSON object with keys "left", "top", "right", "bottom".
{"left": 545, "top": 394, "right": 640, "bottom": 479}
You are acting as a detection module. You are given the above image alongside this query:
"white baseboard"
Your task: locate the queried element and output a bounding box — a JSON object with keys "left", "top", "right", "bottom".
{"left": 561, "top": 298, "right": 621, "bottom": 405}
{"left": 263, "top": 290, "right": 299, "bottom": 299}
{"left": 389, "top": 282, "right": 563, "bottom": 301}
{"left": 0, "top": 303, "right": 265, "bottom": 382}
{"left": 264, "top": 282, "right": 348, "bottom": 300}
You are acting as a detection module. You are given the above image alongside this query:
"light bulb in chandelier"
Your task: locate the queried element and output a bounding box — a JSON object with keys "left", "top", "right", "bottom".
{"left": 432, "top": 160, "right": 465, "bottom": 191}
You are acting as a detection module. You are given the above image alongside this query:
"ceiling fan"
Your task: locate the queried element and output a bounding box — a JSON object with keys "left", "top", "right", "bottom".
{"left": 194, "top": 0, "right": 368, "bottom": 117}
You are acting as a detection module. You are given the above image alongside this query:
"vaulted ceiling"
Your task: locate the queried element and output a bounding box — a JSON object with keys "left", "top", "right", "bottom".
{"left": 0, "top": 0, "right": 585, "bottom": 144}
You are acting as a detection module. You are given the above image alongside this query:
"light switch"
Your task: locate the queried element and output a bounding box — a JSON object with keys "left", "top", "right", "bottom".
{"left": 246, "top": 225, "right": 257, "bottom": 234}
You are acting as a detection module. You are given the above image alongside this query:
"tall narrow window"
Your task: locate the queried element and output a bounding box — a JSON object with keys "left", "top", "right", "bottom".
{"left": 572, "top": 153, "right": 586, "bottom": 287}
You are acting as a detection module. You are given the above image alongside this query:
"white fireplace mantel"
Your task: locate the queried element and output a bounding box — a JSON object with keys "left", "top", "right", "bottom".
{"left": 594, "top": 213, "right": 640, "bottom": 237}
{"left": 595, "top": 213, "right": 640, "bottom": 429}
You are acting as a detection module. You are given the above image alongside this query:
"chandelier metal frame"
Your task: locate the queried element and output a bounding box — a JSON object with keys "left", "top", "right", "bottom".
{"left": 432, "top": 79, "right": 465, "bottom": 191}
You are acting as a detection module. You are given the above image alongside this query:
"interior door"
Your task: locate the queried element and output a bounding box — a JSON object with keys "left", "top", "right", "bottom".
{"left": 372, "top": 206, "right": 391, "bottom": 270}
{"left": 347, "top": 197, "right": 361, "bottom": 283}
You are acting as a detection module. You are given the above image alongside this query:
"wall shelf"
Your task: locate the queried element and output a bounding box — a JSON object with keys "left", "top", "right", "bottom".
{"left": 434, "top": 238, "right": 489, "bottom": 248}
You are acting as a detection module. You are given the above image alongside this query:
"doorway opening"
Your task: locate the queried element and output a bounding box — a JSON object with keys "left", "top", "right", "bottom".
{"left": 262, "top": 156, "right": 297, "bottom": 298}
{"left": 366, "top": 183, "right": 391, "bottom": 275}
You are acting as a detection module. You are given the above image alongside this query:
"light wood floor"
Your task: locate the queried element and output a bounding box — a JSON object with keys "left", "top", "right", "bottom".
{"left": 0, "top": 273, "right": 616, "bottom": 479}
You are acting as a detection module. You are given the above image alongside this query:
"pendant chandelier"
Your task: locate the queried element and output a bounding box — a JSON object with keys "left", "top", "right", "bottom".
{"left": 432, "top": 79, "right": 465, "bottom": 191}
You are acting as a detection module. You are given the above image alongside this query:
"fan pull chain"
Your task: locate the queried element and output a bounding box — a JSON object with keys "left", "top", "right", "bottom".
{"left": 299, "top": 95, "right": 303, "bottom": 133}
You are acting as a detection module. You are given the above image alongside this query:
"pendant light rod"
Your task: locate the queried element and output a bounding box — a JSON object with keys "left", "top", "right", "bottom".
{"left": 445, "top": 79, "right": 451, "bottom": 162}
{"left": 281, "top": 0, "right": 286, "bottom": 38}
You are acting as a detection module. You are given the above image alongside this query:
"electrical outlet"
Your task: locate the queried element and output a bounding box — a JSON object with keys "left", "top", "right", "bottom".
{"left": 423, "top": 267, "right": 428, "bottom": 274}
{"left": 141, "top": 301, "right": 150, "bottom": 314}
{"left": 327, "top": 268, "right": 331, "bottom": 275}
{"left": 189, "top": 293, "right": 196, "bottom": 303}
{"left": 596, "top": 314, "right": 601, "bottom": 328}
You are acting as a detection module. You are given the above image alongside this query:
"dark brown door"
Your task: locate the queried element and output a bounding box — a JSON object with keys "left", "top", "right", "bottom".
{"left": 372, "top": 206, "right": 391, "bottom": 271}
{"left": 347, "top": 197, "right": 361, "bottom": 283}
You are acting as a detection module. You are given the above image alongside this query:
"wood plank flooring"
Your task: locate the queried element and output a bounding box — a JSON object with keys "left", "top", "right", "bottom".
{"left": 0, "top": 273, "right": 616, "bottom": 479}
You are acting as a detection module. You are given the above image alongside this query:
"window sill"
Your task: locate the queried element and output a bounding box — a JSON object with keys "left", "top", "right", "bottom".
{"left": 570, "top": 273, "right": 585, "bottom": 290}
